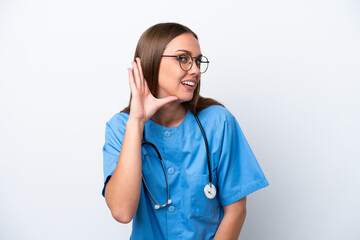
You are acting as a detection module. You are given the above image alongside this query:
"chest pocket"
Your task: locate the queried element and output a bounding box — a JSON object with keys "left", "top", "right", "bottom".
{"left": 181, "top": 168, "right": 221, "bottom": 217}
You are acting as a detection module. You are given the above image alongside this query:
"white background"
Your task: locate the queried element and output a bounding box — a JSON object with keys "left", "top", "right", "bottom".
{"left": 1, "top": 0, "right": 359, "bottom": 239}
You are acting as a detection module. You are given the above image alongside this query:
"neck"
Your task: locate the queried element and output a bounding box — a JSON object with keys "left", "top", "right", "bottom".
{"left": 151, "top": 102, "right": 187, "bottom": 128}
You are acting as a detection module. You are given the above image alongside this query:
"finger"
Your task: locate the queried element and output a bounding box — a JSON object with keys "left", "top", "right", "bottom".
{"left": 143, "top": 77, "right": 150, "bottom": 94}
{"left": 136, "top": 58, "right": 145, "bottom": 88}
{"left": 132, "top": 61, "right": 141, "bottom": 89}
{"left": 128, "top": 68, "right": 137, "bottom": 92}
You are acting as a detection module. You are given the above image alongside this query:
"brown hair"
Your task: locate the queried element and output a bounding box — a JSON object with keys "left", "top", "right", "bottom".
{"left": 121, "top": 22, "right": 224, "bottom": 115}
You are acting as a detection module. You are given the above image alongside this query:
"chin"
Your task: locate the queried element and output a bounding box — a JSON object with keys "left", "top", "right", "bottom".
{"left": 178, "top": 94, "right": 194, "bottom": 103}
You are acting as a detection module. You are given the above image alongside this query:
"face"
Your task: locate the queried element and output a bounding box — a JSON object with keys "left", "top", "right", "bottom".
{"left": 157, "top": 33, "right": 202, "bottom": 102}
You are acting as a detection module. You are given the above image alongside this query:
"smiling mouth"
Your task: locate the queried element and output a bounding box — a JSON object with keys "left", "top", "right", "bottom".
{"left": 181, "top": 81, "right": 195, "bottom": 87}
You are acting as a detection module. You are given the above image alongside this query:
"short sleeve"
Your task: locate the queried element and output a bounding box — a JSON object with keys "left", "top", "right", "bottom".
{"left": 217, "top": 112, "right": 269, "bottom": 206}
{"left": 101, "top": 113, "right": 128, "bottom": 197}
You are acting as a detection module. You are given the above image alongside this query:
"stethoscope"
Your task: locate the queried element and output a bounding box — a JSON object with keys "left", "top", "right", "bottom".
{"left": 142, "top": 113, "right": 217, "bottom": 210}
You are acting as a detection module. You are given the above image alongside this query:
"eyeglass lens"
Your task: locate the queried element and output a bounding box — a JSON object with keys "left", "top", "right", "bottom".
{"left": 178, "top": 53, "right": 209, "bottom": 74}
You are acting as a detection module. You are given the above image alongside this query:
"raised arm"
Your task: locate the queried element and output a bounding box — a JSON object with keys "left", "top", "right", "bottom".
{"left": 104, "top": 58, "right": 178, "bottom": 223}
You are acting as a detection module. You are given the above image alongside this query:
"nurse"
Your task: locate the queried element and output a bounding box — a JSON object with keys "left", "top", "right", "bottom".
{"left": 102, "top": 22, "right": 269, "bottom": 239}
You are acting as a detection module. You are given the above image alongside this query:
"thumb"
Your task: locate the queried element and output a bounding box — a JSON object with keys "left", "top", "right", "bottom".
{"left": 156, "top": 96, "right": 179, "bottom": 107}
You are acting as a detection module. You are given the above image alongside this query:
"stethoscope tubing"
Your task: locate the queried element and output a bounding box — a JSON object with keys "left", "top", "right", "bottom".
{"left": 141, "top": 141, "right": 171, "bottom": 209}
{"left": 193, "top": 113, "right": 212, "bottom": 186}
{"left": 141, "top": 112, "right": 215, "bottom": 209}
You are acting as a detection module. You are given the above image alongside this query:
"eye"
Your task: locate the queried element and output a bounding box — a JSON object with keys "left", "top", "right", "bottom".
{"left": 195, "top": 59, "right": 201, "bottom": 67}
{"left": 177, "top": 55, "right": 189, "bottom": 63}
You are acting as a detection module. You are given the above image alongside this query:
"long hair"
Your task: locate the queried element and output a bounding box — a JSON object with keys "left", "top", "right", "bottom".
{"left": 121, "top": 22, "right": 224, "bottom": 115}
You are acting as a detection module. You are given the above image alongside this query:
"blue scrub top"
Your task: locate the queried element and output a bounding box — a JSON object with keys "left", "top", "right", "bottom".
{"left": 102, "top": 105, "right": 269, "bottom": 240}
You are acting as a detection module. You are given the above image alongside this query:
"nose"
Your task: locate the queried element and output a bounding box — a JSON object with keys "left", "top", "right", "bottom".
{"left": 188, "top": 61, "right": 201, "bottom": 75}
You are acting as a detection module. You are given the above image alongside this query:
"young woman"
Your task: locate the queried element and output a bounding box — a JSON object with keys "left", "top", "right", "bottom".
{"left": 102, "top": 22, "right": 268, "bottom": 240}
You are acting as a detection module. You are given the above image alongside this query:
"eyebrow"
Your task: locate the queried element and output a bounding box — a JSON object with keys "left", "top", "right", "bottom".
{"left": 176, "top": 49, "right": 202, "bottom": 57}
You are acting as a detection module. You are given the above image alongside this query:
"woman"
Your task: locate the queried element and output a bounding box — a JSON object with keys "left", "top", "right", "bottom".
{"left": 102, "top": 22, "right": 268, "bottom": 239}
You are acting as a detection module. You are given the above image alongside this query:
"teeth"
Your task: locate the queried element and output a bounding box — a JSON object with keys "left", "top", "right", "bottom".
{"left": 182, "top": 81, "right": 195, "bottom": 86}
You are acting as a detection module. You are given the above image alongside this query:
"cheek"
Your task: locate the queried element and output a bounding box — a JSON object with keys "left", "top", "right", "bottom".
{"left": 158, "top": 62, "right": 186, "bottom": 87}
{"left": 158, "top": 63, "right": 172, "bottom": 81}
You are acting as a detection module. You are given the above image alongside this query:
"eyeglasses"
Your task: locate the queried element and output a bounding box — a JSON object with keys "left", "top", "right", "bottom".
{"left": 161, "top": 53, "right": 209, "bottom": 74}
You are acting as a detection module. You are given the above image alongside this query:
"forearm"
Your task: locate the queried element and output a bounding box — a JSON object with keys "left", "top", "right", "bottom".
{"left": 105, "top": 118, "right": 145, "bottom": 223}
{"left": 214, "top": 204, "right": 247, "bottom": 240}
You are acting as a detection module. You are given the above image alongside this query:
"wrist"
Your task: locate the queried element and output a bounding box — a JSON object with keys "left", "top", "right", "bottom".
{"left": 127, "top": 116, "right": 146, "bottom": 129}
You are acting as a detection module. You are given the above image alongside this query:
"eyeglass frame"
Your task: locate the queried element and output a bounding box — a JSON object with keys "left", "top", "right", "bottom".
{"left": 161, "top": 53, "right": 210, "bottom": 74}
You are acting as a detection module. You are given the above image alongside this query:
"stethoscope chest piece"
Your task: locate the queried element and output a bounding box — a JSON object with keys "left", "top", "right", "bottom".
{"left": 204, "top": 183, "right": 217, "bottom": 199}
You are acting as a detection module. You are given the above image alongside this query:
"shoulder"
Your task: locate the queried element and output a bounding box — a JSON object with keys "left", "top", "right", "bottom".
{"left": 198, "top": 105, "right": 237, "bottom": 126}
{"left": 106, "top": 112, "right": 129, "bottom": 133}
